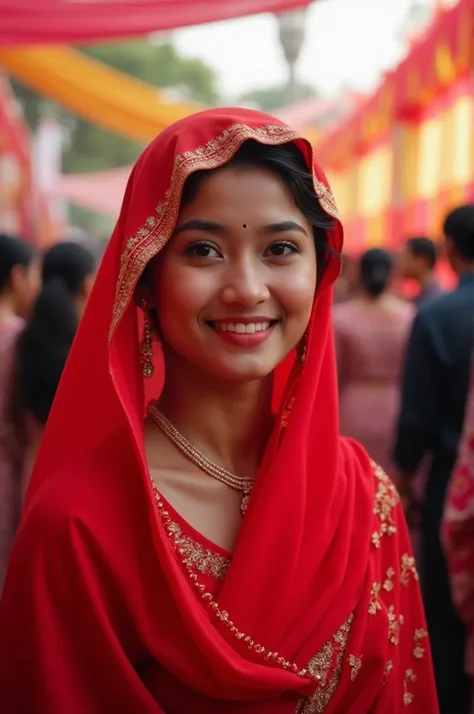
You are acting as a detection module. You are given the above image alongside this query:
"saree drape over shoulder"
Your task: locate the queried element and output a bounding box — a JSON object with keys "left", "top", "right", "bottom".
{"left": 0, "top": 109, "right": 438, "bottom": 713}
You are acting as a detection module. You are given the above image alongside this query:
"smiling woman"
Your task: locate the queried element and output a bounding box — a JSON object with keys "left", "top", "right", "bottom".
{"left": 0, "top": 109, "right": 438, "bottom": 713}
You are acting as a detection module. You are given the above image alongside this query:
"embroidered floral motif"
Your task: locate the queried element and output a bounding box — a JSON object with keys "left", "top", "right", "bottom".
{"left": 403, "top": 668, "right": 417, "bottom": 705}
{"left": 348, "top": 654, "right": 362, "bottom": 681}
{"left": 369, "top": 583, "right": 382, "bottom": 615}
{"left": 400, "top": 554, "right": 419, "bottom": 586}
{"left": 383, "top": 660, "right": 394, "bottom": 684}
{"left": 387, "top": 605, "right": 405, "bottom": 646}
{"left": 167, "top": 521, "right": 230, "bottom": 580}
{"left": 413, "top": 629, "right": 428, "bottom": 659}
{"left": 296, "top": 616, "right": 354, "bottom": 713}
{"left": 371, "top": 462, "right": 398, "bottom": 548}
{"left": 109, "top": 123, "right": 340, "bottom": 342}
{"left": 383, "top": 567, "right": 395, "bottom": 592}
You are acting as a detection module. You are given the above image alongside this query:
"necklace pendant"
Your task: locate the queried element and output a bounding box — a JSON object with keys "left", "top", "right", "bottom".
{"left": 240, "top": 489, "right": 251, "bottom": 515}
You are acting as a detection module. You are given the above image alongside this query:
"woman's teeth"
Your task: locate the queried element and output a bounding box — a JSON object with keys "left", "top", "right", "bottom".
{"left": 213, "top": 322, "right": 271, "bottom": 334}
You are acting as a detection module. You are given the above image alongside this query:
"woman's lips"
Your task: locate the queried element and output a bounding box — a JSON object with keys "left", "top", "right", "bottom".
{"left": 207, "top": 319, "right": 277, "bottom": 347}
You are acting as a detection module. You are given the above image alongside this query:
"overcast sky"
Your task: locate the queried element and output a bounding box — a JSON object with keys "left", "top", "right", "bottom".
{"left": 173, "top": 0, "right": 439, "bottom": 101}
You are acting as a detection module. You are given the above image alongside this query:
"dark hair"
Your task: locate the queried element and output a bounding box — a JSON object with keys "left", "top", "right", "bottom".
{"left": 360, "top": 248, "right": 393, "bottom": 298}
{"left": 16, "top": 242, "right": 95, "bottom": 424}
{"left": 443, "top": 205, "right": 474, "bottom": 261}
{"left": 179, "top": 139, "right": 335, "bottom": 279}
{"left": 0, "top": 233, "right": 35, "bottom": 292}
{"left": 406, "top": 236, "right": 437, "bottom": 269}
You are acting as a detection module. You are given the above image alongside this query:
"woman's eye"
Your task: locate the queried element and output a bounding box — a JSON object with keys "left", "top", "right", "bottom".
{"left": 185, "top": 242, "right": 220, "bottom": 258}
{"left": 265, "top": 241, "right": 300, "bottom": 257}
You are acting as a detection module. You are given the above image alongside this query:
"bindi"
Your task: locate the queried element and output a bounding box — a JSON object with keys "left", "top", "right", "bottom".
{"left": 241, "top": 223, "right": 247, "bottom": 229}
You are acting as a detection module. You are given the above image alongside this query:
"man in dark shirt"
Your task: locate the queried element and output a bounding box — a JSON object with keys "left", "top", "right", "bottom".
{"left": 399, "top": 235, "right": 444, "bottom": 306}
{"left": 394, "top": 205, "right": 474, "bottom": 714}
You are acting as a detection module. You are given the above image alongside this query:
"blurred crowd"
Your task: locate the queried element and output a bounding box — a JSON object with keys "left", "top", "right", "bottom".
{"left": 1, "top": 202, "right": 474, "bottom": 711}
{"left": 334, "top": 204, "right": 474, "bottom": 713}
{"left": 0, "top": 236, "right": 96, "bottom": 586}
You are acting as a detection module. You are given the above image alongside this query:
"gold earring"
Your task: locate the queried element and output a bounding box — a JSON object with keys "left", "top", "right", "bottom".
{"left": 140, "top": 303, "right": 154, "bottom": 379}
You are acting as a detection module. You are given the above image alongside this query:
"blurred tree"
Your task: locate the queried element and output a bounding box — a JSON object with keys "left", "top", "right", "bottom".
{"left": 238, "top": 81, "right": 318, "bottom": 112}
{"left": 11, "top": 40, "right": 219, "bottom": 232}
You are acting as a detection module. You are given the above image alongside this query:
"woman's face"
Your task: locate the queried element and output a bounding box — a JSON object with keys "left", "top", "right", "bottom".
{"left": 153, "top": 164, "right": 318, "bottom": 382}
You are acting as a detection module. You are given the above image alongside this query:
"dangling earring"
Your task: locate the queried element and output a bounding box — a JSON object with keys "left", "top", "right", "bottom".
{"left": 140, "top": 302, "right": 154, "bottom": 379}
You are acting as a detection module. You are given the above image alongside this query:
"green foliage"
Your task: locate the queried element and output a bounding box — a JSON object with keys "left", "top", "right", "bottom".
{"left": 10, "top": 40, "right": 220, "bottom": 232}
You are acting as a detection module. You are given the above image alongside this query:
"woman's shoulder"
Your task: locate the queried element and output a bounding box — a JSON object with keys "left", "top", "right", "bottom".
{"left": 21, "top": 429, "right": 152, "bottom": 559}
{"left": 340, "top": 437, "right": 401, "bottom": 541}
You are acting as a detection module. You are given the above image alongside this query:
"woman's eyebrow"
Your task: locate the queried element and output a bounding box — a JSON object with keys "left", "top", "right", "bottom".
{"left": 173, "top": 219, "right": 223, "bottom": 235}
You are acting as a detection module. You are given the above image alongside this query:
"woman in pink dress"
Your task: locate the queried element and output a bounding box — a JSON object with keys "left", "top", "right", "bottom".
{"left": 0, "top": 234, "right": 40, "bottom": 590}
{"left": 333, "top": 248, "right": 414, "bottom": 477}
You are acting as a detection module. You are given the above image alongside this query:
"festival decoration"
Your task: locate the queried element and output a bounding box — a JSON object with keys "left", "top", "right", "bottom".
{"left": 0, "top": 46, "right": 199, "bottom": 143}
{"left": 314, "top": 0, "right": 474, "bottom": 251}
{"left": 0, "top": 0, "right": 313, "bottom": 46}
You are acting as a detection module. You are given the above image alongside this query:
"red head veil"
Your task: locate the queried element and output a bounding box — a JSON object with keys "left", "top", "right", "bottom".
{"left": 0, "top": 109, "right": 437, "bottom": 713}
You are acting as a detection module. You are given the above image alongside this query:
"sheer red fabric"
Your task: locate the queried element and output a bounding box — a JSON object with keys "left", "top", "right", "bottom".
{"left": 0, "top": 108, "right": 437, "bottom": 712}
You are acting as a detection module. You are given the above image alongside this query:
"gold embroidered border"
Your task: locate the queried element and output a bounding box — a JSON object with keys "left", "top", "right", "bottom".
{"left": 167, "top": 520, "right": 230, "bottom": 581}
{"left": 151, "top": 476, "right": 353, "bottom": 702}
{"left": 151, "top": 477, "right": 313, "bottom": 681}
{"left": 371, "top": 461, "right": 399, "bottom": 548}
{"left": 109, "top": 122, "right": 340, "bottom": 342}
{"left": 296, "top": 615, "right": 354, "bottom": 714}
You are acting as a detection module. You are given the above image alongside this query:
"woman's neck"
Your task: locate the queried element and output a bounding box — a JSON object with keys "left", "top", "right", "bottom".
{"left": 156, "top": 356, "right": 274, "bottom": 479}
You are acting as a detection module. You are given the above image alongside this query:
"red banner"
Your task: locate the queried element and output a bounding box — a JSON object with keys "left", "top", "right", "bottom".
{"left": 395, "top": 0, "right": 474, "bottom": 118}
{"left": 0, "top": 0, "right": 313, "bottom": 46}
{"left": 315, "top": 0, "right": 474, "bottom": 170}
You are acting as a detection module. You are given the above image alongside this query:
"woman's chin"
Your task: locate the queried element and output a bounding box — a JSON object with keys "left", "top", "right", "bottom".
{"left": 199, "top": 355, "right": 277, "bottom": 383}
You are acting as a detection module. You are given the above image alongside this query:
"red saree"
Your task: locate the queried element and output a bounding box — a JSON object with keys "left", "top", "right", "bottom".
{"left": 0, "top": 109, "right": 438, "bottom": 713}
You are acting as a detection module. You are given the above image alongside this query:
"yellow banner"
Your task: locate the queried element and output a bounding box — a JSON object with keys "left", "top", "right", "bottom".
{"left": 0, "top": 47, "right": 198, "bottom": 142}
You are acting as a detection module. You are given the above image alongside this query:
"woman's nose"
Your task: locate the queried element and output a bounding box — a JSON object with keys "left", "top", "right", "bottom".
{"left": 220, "top": 261, "right": 271, "bottom": 307}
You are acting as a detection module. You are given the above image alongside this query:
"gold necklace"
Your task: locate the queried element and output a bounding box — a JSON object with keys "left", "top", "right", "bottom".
{"left": 147, "top": 404, "right": 254, "bottom": 515}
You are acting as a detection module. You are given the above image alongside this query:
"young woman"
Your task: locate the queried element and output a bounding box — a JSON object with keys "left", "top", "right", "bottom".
{"left": 14, "top": 241, "right": 96, "bottom": 499}
{"left": 0, "top": 234, "right": 39, "bottom": 590}
{"left": 0, "top": 109, "right": 437, "bottom": 713}
{"left": 333, "top": 249, "right": 414, "bottom": 478}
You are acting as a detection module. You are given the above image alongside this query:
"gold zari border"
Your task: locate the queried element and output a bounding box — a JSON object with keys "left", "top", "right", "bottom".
{"left": 109, "top": 123, "right": 340, "bottom": 342}
{"left": 296, "top": 615, "right": 354, "bottom": 713}
{"left": 151, "top": 476, "right": 353, "bottom": 697}
{"left": 167, "top": 520, "right": 230, "bottom": 581}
